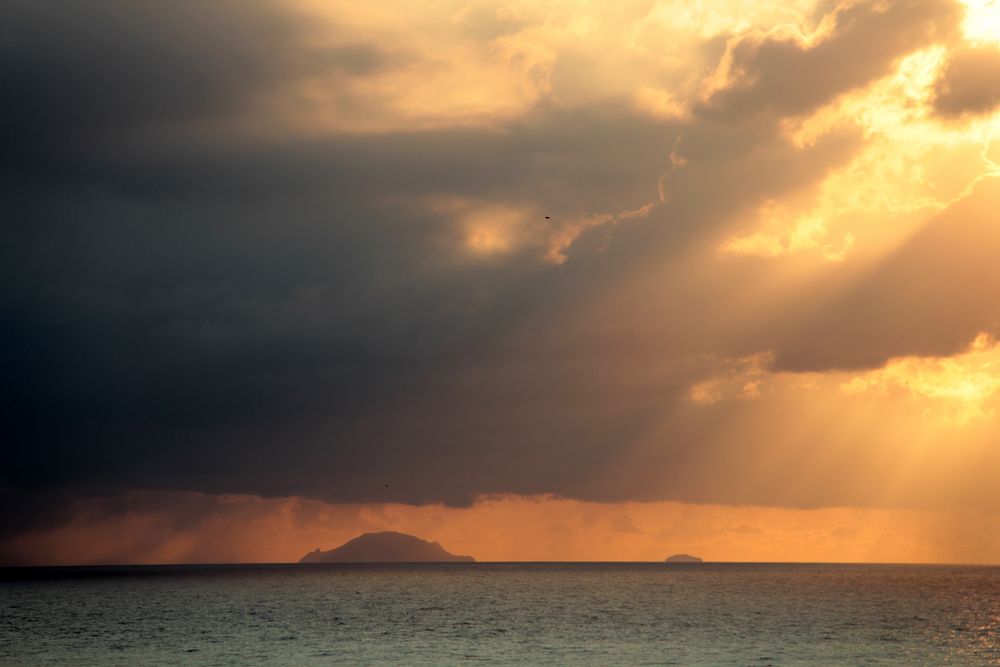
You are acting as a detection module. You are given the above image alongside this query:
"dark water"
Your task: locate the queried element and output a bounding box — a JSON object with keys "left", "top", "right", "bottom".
{"left": 2, "top": 563, "right": 999, "bottom": 665}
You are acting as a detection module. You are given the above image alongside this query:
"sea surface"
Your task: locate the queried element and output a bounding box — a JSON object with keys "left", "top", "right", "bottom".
{"left": 2, "top": 563, "right": 999, "bottom": 665}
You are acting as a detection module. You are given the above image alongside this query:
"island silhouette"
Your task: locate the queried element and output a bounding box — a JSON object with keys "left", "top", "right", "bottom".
{"left": 300, "top": 531, "right": 475, "bottom": 563}
{"left": 665, "top": 553, "right": 704, "bottom": 563}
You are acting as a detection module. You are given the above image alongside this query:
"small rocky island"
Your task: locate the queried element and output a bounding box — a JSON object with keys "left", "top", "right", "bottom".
{"left": 300, "top": 531, "right": 475, "bottom": 563}
{"left": 664, "top": 553, "right": 704, "bottom": 563}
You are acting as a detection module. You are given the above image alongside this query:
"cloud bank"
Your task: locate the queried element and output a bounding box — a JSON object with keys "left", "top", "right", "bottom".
{"left": 4, "top": 0, "right": 1000, "bottom": 559}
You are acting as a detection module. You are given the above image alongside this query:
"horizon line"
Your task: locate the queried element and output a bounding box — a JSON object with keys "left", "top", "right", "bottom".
{"left": 4, "top": 560, "right": 999, "bottom": 569}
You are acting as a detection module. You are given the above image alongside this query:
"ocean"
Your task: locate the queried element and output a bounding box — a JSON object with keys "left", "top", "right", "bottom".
{"left": 2, "top": 563, "right": 999, "bottom": 665}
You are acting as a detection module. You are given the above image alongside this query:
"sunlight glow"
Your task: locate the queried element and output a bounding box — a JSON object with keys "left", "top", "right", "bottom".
{"left": 841, "top": 333, "right": 1000, "bottom": 423}
{"left": 962, "top": 0, "right": 1000, "bottom": 45}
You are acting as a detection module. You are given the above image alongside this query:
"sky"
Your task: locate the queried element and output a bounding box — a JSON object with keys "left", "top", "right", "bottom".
{"left": 4, "top": 0, "right": 1000, "bottom": 565}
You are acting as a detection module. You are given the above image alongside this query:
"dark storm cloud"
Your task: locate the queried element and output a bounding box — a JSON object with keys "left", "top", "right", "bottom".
{"left": 2, "top": 0, "right": 280, "bottom": 182}
{"left": 0, "top": 0, "right": 683, "bottom": 525}
{"left": 0, "top": 488, "right": 81, "bottom": 542}
{"left": 0, "top": 1, "right": 291, "bottom": 125}
{"left": 0, "top": 113, "right": 684, "bottom": 511}
{"left": 0, "top": 119, "right": 861, "bottom": 521}
{"left": 0, "top": 0, "right": 979, "bottom": 547}
{"left": 932, "top": 47, "right": 1000, "bottom": 117}
{"left": 0, "top": 0, "right": 396, "bottom": 186}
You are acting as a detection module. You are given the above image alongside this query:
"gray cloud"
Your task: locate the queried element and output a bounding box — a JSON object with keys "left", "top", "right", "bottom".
{"left": 1, "top": 0, "right": 988, "bottom": 548}
{"left": 932, "top": 46, "right": 1000, "bottom": 117}
{"left": 1, "top": 1, "right": 291, "bottom": 147}
{"left": 0, "top": 0, "right": 398, "bottom": 188}
{"left": 700, "top": 0, "right": 961, "bottom": 120}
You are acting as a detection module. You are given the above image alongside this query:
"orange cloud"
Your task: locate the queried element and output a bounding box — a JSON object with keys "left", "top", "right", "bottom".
{"left": 10, "top": 0, "right": 1000, "bottom": 566}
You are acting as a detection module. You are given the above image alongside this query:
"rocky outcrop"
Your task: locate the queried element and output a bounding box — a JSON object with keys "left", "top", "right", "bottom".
{"left": 664, "top": 553, "right": 703, "bottom": 563}
{"left": 300, "top": 531, "right": 475, "bottom": 563}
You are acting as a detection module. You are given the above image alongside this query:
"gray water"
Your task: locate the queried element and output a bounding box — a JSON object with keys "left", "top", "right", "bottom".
{"left": 2, "top": 563, "right": 999, "bottom": 665}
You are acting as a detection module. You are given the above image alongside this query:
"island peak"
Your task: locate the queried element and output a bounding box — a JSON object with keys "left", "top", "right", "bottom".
{"left": 300, "top": 531, "right": 475, "bottom": 563}
{"left": 665, "top": 553, "right": 703, "bottom": 563}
